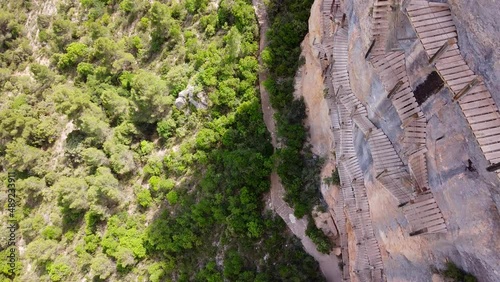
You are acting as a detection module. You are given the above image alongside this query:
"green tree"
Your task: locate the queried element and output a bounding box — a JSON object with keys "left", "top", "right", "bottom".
{"left": 101, "top": 214, "right": 146, "bottom": 268}
{"left": 50, "top": 84, "right": 92, "bottom": 118}
{"left": 28, "top": 117, "right": 61, "bottom": 147}
{"left": 305, "top": 218, "right": 332, "bottom": 254}
{"left": 130, "top": 70, "right": 173, "bottom": 123}
{"left": 81, "top": 147, "right": 109, "bottom": 169}
{"left": 90, "top": 254, "right": 115, "bottom": 280}
{"left": 119, "top": 0, "right": 135, "bottom": 13}
{"left": 157, "top": 118, "right": 177, "bottom": 139}
{"left": 5, "top": 138, "right": 48, "bottom": 175}
{"left": 16, "top": 176, "right": 45, "bottom": 208}
{"left": 166, "top": 190, "right": 178, "bottom": 205}
{"left": 77, "top": 62, "right": 94, "bottom": 81}
{"left": 164, "top": 64, "right": 190, "bottom": 95}
{"left": 101, "top": 88, "right": 130, "bottom": 123}
{"left": 41, "top": 226, "right": 63, "bottom": 240}
{"left": 224, "top": 27, "right": 242, "bottom": 61}
{"left": 19, "top": 214, "right": 45, "bottom": 243}
{"left": 109, "top": 144, "right": 136, "bottom": 175}
{"left": 92, "top": 37, "right": 117, "bottom": 65}
{"left": 195, "top": 128, "right": 220, "bottom": 150}
{"left": 57, "top": 42, "right": 89, "bottom": 69}
{"left": 139, "top": 140, "right": 154, "bottom": 156}
{"left": 47, "top": 259, "right": 72, "bottom": 282}
{"left": 136, "top": 188, "right": 153, "bottom": 208}
{"left": 30, "top": 63, "right": 56, "bottom": 87}
{"left": 86, "top": 167, "right": 121, "bottom": 208}
{"left": 223, "top": 250, "right": 244, "bottom": 280}
{"left": 25, "top": 238, "right": 58, "bottom": 267}
{"left": 148, "top": 261, "right": 175, "bottom": 282}
{"left": 77, "top": 110, "right": 110, "bottom": 144}
{"left": 54, "top": 177, "right": 89, "bottom": 214}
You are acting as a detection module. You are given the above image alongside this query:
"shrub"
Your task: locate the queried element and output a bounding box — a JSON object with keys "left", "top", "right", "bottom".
{"left": 41, "top": 226, "right": 63, "bottom": 240}
{"left": 166, "top": 190, "right": 178, "bottom": 205}
{"left": 90, "top": 254, "right": 114, "bottom": 280}
{"left": 137, "top": 188, "right": 153, "bottom": 208}
{"left": 157, "top": 118, "right": 177, "bottom": 139}
{"left": 101, "top": 214, "right": 146, "bottom": 268}
{"left": 57, "top": 42, "right": 89, "bottom": 69}
{"left": 443, "top": 261, "right": 477, "bottom": 282}
{"left": 323, "top": 169, "right": 340, "bottom": 185}
{"left": 46, "top": 260, "right": 71, "bottom": 282}
{"left": 305, "top": 216, "right": 332, "bottom": 254}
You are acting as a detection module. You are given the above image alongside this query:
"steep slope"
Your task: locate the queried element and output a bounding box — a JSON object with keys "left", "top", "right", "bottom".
{"left": 303, "top": 0, "right": 500, "bottom": 281}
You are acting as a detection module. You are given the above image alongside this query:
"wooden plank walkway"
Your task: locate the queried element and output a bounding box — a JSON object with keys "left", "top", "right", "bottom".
{"left": 327, "top": 24, "right": 385, "bottom": 278}
{"left": 369, "top": 47, "right": 430, "bottom": 192}
{"left": 331, "top": 28, "right": 368, "bottom": 116}
{"left": 321, "top": 5, "right": 354, "bottom": 279}
{"left": 368, "top": 128, "right": 415, "bottom": 204}
{"left": 364, "top": 1, "right": 448, "bottom": 237}
{"left": 332, "top": 194, "right": 350, "bottom": 280}
{"left": 402, "top": 191, "right": 447, "bottom": 235}
{"left": 408, "top": 146, "right": 429, "bottom": 191}
{"left": 322, "top": 3, "right": 391, "bottom": 279}
{"left": 321, "top": 0, "right": 335, "bottom": 37}
{"left": 352, "top": 113, "right": 376, "bottom": 136}
{"left": 406, "top": 1, "right": 500, "bottom": 181}
{"left": 369, "top": 0, "right": 392, "bottom": 58}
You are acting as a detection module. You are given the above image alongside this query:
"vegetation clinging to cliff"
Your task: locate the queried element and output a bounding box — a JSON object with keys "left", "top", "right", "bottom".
{"left": 263, "top": 0, "right": 323, "bottom": 219}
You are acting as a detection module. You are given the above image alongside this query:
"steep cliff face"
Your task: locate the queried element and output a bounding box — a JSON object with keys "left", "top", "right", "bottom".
{"left": 448, "top": 0, "right": 500, "bottom": 106}
{"left": 299, "top": 0, "right": 500, "bottom": 281}
{"left": 295, "top": 0, "right": 337, "bottom": 186}
{"left": 347, "top": 1, "right": 500, "bottom": 281}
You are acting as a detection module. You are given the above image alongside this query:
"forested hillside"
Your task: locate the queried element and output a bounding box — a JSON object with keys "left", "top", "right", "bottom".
{"left": 0, "top": 0, "right": 326, "bottom": 281}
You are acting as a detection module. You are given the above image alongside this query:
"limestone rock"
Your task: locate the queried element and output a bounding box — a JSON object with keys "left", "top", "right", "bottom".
{"left": 431, "top": 273, "right": 447, "bottom": 282}
{"left": 174, "top": 97, "right": 187, "bottom": 109}
{"left": 175, "top": 85, "right": 208, "bottom": 110}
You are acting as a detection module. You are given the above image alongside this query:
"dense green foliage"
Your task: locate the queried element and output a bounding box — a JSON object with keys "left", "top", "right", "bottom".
{"left": 263, "top": 0, "right": 323, "bottom": 218}
{"left": 442, "top": 262, "right": 478, "bottom": 282}
{"left": 305, "top": 216, "right": 334, "bottom": 254}
{"left": 0, "top": 0, "right": 327, "bottom": 280}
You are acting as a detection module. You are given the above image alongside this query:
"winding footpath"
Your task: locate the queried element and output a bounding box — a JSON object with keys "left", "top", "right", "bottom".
{"left": 252, "top": 0, "right": 342, "bottom": 280}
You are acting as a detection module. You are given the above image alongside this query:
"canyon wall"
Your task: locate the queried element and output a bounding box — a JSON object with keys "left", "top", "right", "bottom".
{"left": 299, "top": 0, "right": 500, "bottom": 281}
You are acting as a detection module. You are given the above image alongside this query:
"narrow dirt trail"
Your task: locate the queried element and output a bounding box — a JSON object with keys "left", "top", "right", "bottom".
{"left": 253, "top": 0, "right": 277, "bottom": 148}
{"left": 253, "top": 0, "right": 341, "bottom": 280}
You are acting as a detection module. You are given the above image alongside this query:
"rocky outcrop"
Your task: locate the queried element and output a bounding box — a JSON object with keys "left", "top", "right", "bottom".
{"left": 174, "top": 85, "right": 208, "bottom": 110}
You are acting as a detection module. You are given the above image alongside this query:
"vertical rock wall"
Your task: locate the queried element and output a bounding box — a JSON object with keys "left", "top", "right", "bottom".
{"left": 303, "top": 0, "right": 500, "bottom": 281}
